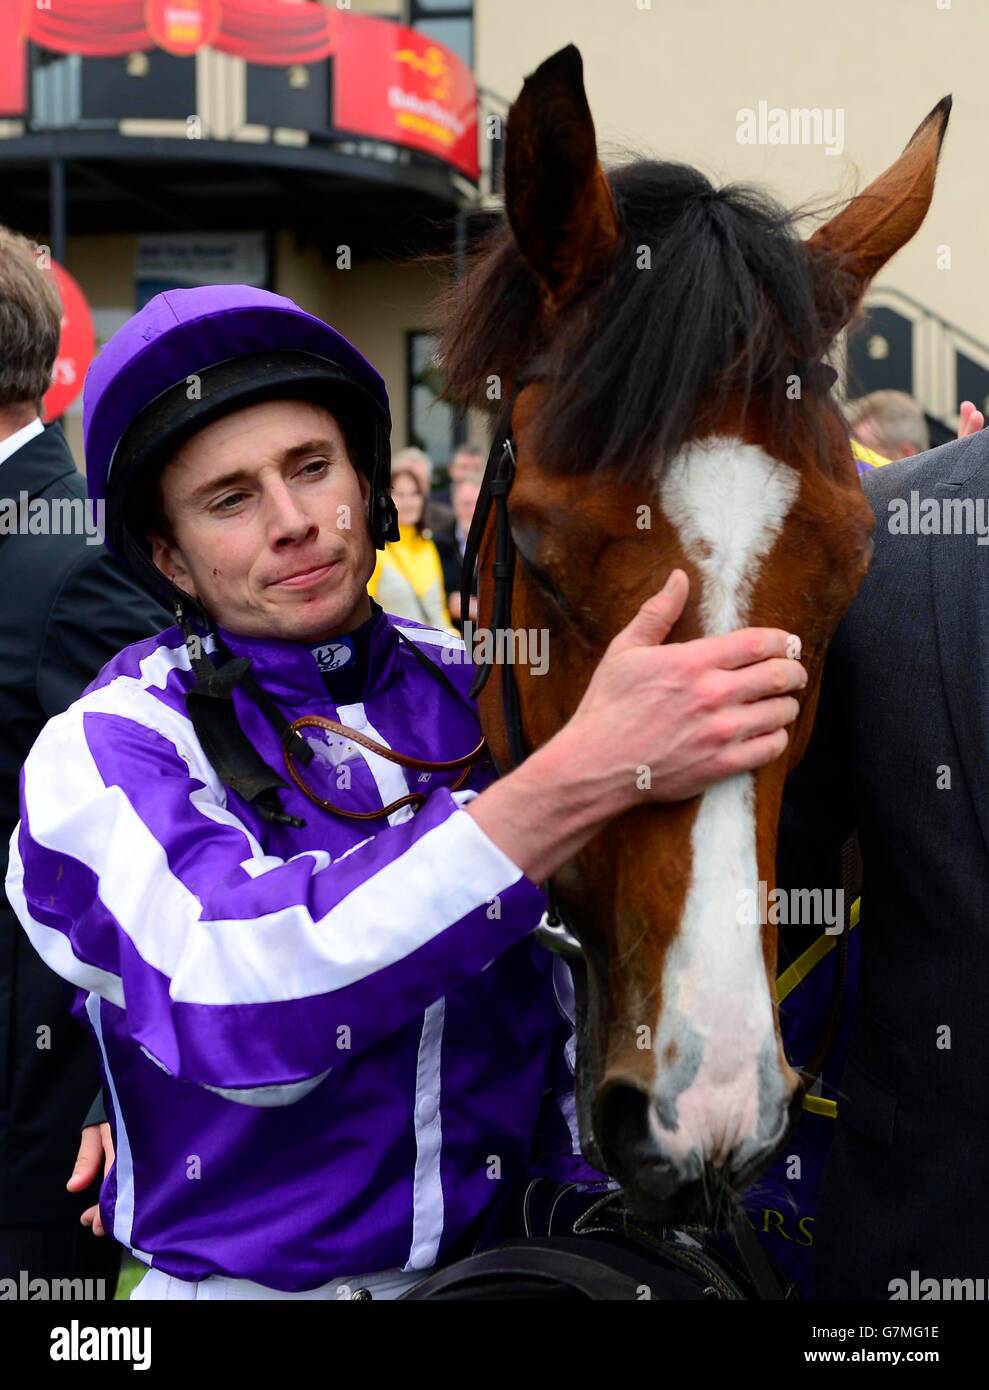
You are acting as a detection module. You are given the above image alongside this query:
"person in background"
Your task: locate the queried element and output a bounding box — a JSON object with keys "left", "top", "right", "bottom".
{"left": 450, "top": 444, "right": 485, "bottom": 485}
{"left": 435, "top": 475, "right": 481, "bottom": 632}
{"left": 777, "top": 417, "right": 989, "bottom": 1299}
{"left": 847, "top": 393, "right": 984, "bottom": 476}
{"left": 431, "top": 444, "right": 485, "bottom": 509}
{"left": 0, "top": 226, "right": 167, "bottom": 1291}
{"left": 959, "top": 399, "right": 986, "bottom": 437}
{"left": 391, "top": 445, "right": 453, "bottom": 535}
{"left": 844, "top": 390, "right": 930, "bottom": 462}
{"left": 368, "top": 467, "right": 454, "bottom": 631}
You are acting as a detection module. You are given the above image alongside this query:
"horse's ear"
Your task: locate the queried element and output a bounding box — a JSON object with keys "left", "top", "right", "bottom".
{"left": 807, "top": 96, "right": 951, "bottom": 337}
{"left": 504, "top": 44, "right": 620, "bottom": 307}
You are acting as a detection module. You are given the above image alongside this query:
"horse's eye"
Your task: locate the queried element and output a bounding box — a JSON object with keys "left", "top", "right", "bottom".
{"left": 514, "top": 536, "right": 567, "bottom": 607}
{"left": 516, "top": 548, "right": 601, "bottom": 648}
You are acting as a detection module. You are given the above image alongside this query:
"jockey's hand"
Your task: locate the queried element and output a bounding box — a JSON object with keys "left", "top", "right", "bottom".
{"left": 465, "top": 570, "right": 807, "bottom": 883}
{"left": 562, "top": 569, "right": 805, "bottom": 800}
{"left": 67, "top": 1122, "right": 115, "bottom": 1237}
{"left": 959, "top": 400, "right": 985, "bottom": 438}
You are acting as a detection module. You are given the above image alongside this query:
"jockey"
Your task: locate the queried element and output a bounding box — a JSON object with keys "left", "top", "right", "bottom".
{"left": 5, "top": 285, "right": 808, "bottom": 1300}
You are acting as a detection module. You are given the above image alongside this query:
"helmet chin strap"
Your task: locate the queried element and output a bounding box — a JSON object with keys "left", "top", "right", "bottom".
{"left": 173, "top": 596, "right": 312, "bottom": 829}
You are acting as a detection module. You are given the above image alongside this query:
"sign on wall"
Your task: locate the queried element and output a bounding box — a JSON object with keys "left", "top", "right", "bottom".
{"left": 135, "top": 232, "right": 268, "bottom": 308}
{"left": 334, "top": 19, "right": 477, "bottom": 181}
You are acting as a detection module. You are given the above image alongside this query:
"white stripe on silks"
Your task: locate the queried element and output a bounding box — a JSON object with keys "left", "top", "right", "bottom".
{"left": 394, "top": 625, "right": 465, "bottom": 652}
{"left": 19, "top": 689, "right": 526, "bottom": 1009}
{"left": 334, "top": 702, "right": 416, "bottom": 829}
{"left": 134, "top": 634, "right": 196, "bottom": 690}
{"left": 74, "top": 640, "right": 276, "bottom": 872}
{"left": 404, "top": 998, "right": 446, "bottom": 1272}
{"left": 5, "top": 829, "right": 126, "bottom": 1006}
{"left": 50, "top": 676, "right": 226, "bottom": 800}
{"left": 201, "top": 1071, "right": 333, "bottom": 1107}
{"left": 85, "top": 993, "right": 153, "bottom": 1266}
{"left": 133, "top": 1042, "right": 325, "bottom": 1107}
{"left": 74, "top": 669, "right": 274, "bottom": 868}
{"left": 336, "top": 705, "right": 448, "bottom": 1271}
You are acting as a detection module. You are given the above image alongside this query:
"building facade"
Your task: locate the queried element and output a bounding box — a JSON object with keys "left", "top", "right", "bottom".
{"left": 1, "top": 0, "right": 986, "bottom": 468}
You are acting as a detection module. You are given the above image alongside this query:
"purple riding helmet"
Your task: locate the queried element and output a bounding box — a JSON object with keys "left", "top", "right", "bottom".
{"left": 82, "top": 284, "right": 401, "bottom": 827}
{"left": 84, "top": 283, "right": 399, "bottom": 616}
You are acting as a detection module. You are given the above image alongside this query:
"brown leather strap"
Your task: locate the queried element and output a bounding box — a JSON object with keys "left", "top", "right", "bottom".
{"left": 281, "top": 714, "right": 487, "bottom": 820}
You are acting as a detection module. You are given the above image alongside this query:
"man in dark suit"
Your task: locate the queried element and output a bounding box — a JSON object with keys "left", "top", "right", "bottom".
{"left": 434, "top": 474, "right": 481, "bottom": 632}
{"left": 778, "top": 425, "right": 989, "bottom": 1299}
{"left": 0, "top": 226, "right": 167, "bottom": 1289}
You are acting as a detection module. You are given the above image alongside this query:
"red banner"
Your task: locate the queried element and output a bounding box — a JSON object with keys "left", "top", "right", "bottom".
{"left": 211, "top": 0, "right": 336, "bottom": 66}
{"left": 25, "top": 0, "right": 152, "bottom": 57}
{"left": 0, "top": 0, "right": 478, "bottom": 179}
{"left": 334, "top": 16, "right": 478, "bottom": 181}
{"left": 43, "top": 261, "right": 96, "bottom": 422}
{"left": 15, "top": 0, "right": 334, "bottom": 59}
{"left": 0, "top": 0, "right": 25, "bottom": 116}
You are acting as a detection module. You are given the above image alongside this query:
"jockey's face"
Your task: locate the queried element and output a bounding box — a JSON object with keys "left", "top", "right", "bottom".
{"left": 149, "top": 397, "right": 376, "bottom": 644}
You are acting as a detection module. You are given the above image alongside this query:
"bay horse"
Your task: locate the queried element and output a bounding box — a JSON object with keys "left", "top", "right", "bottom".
{"left": 434, "top": 45, "right": 948, "bottom": 1223}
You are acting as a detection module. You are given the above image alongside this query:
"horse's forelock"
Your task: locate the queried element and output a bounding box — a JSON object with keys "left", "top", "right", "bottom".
{"left": 434, "top": 158, "right": 852, "bottom": 486}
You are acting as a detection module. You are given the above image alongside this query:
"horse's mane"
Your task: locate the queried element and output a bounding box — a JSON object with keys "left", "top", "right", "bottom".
{"left": 433, "top": 159, "right": 856, "bottom": 481}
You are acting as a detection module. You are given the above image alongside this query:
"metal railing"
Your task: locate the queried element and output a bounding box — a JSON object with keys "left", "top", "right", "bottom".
{"left": 847, "top": 285, "right": 989, "bottom": 433}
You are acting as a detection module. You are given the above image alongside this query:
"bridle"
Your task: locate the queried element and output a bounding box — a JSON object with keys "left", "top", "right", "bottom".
{"left": 280, "top": 624, "right": 488, "bottom": 820}
{"left": 460, "top": 382, "right": 584, "bottom": 960}
{"left": 458, "top": 377, "right": 853, "bottom": 1090}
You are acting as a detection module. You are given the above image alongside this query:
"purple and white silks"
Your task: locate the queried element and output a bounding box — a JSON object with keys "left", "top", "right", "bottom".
{"left": 6, "top": 609, "right": 600, "bottom": 1291}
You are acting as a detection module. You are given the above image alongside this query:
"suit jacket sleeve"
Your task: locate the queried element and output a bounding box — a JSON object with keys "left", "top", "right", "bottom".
{"left": 35, "top": 547, "right": 169, "bottom": 718}
{"left": 82, "top": 1092, "right": 107, "bottom": 1128}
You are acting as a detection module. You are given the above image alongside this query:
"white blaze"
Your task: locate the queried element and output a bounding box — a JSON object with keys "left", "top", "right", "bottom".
{"left": 654, "top": 436, "right": 800, "bottom": 1167}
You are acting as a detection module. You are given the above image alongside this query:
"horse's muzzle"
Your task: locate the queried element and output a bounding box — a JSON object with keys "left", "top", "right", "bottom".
{"left": 592, "top": 1078, "right": 797, "bottom": 1228}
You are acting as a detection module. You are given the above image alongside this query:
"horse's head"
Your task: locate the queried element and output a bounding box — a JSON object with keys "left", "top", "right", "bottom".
{"left": 437, "top": 46, "right": 948, "bottom": 1222}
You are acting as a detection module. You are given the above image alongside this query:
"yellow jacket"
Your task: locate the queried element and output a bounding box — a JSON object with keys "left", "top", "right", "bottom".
{"left": 368, "top": 525, "right": 455, "bottom": 632}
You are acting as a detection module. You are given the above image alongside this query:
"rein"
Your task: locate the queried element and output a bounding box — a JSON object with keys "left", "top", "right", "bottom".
{"left": 280, "top": 624, "right": 488, "bottom": 820}
{"left": 460, "top": 390, "right": 581, "bottom": 955}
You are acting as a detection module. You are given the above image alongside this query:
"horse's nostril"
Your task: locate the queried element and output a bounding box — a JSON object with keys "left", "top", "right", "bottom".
{"left": 594, "top": 1081, "right": 655, "bottom": 1177}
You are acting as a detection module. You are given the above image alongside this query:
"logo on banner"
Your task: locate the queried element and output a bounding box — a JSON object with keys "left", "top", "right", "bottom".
{"left": 145, "top": 0, "right": 222, "bottom": 57}
{"left": 393, "top": 44, "right": 453, "bottom": 102}
{"left": 42, "top": 263, "right": 95, "bottom": 423}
